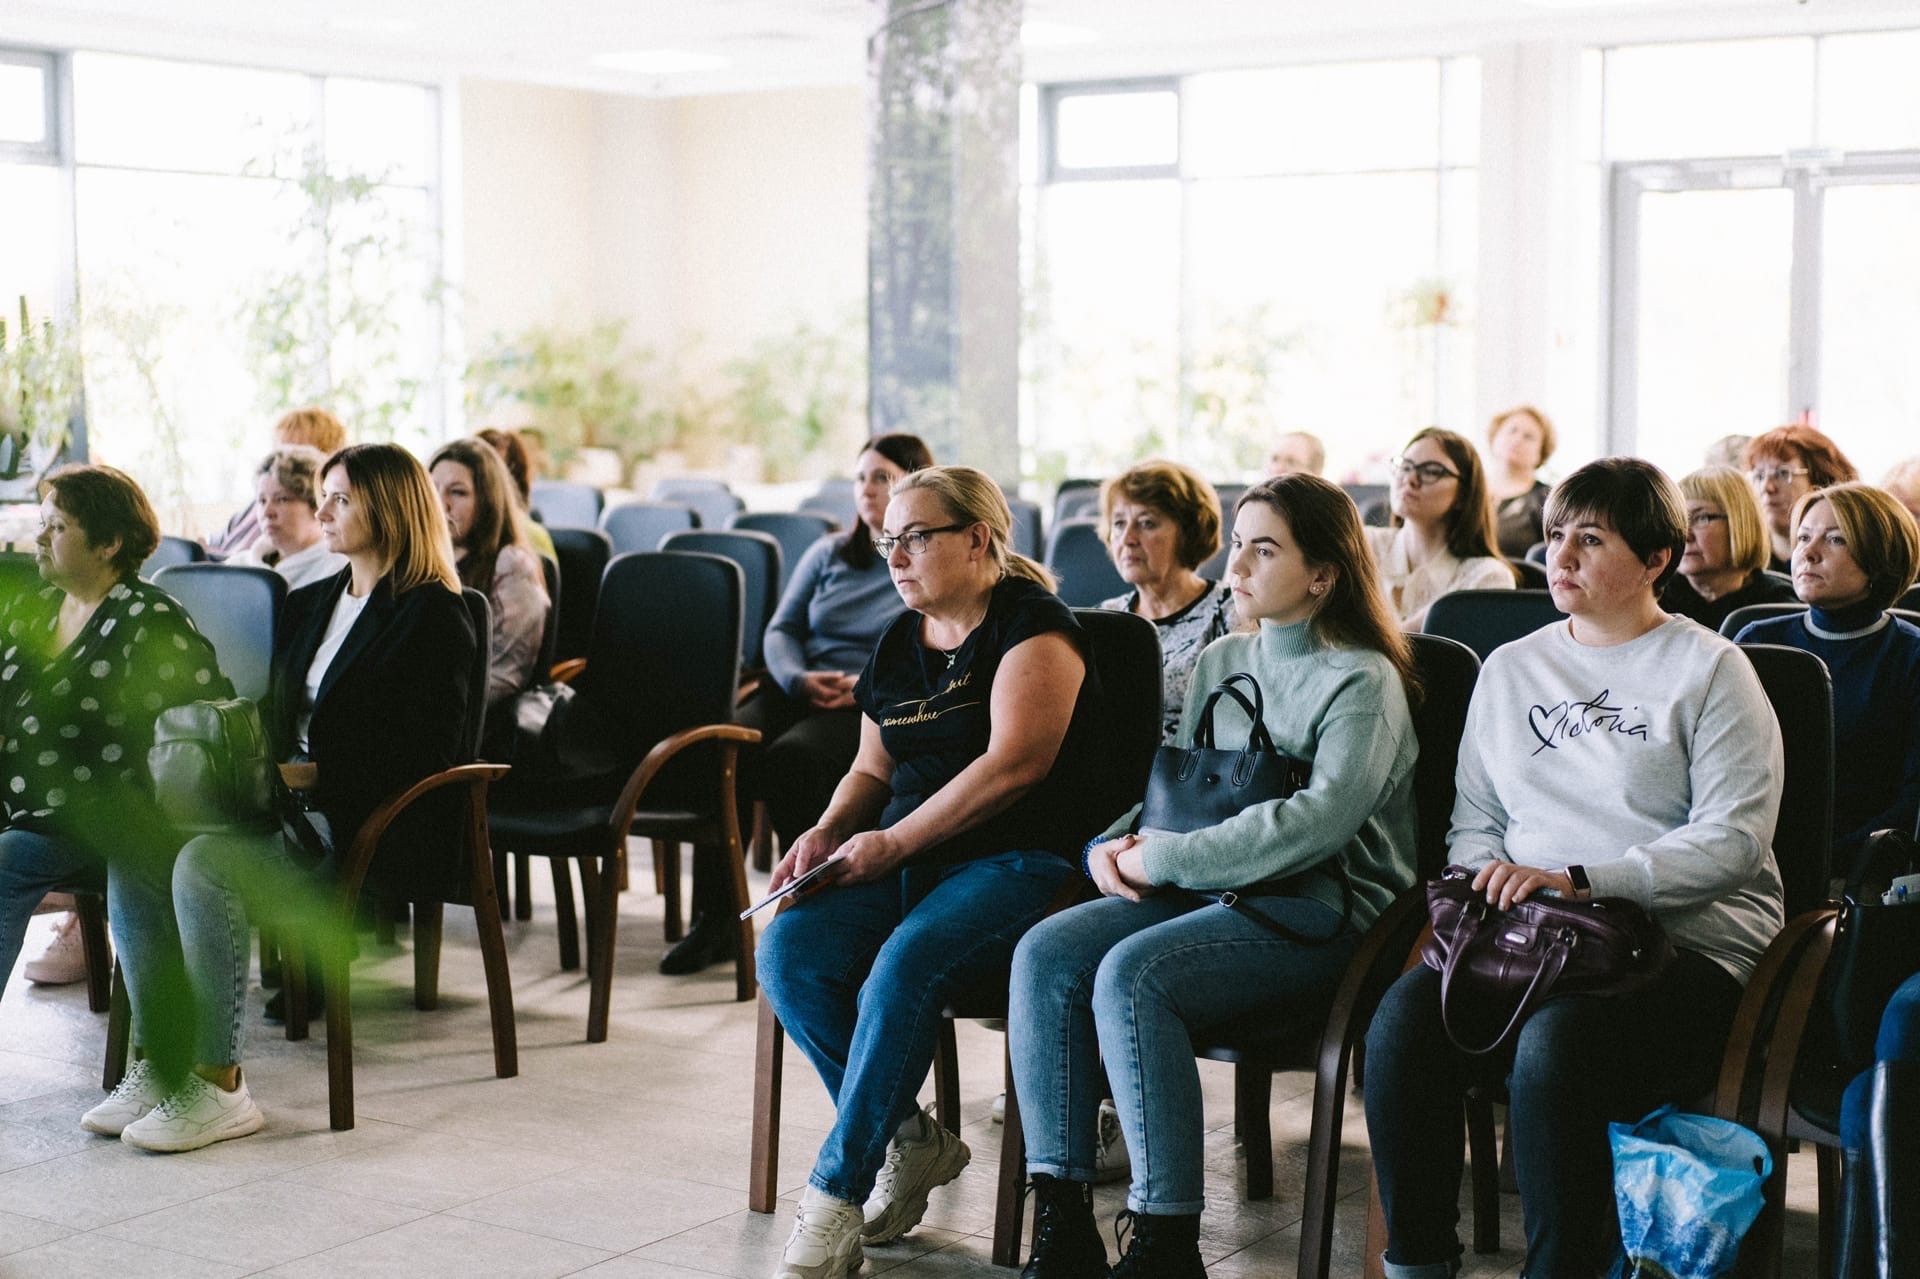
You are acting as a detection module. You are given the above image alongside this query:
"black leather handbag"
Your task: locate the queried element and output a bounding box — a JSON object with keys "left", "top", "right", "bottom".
{"left": 1139, "top": 672, "right": 1310, "bottom": 836}
{"left": 148, "top": 697, "right": 279, "bottom": 833}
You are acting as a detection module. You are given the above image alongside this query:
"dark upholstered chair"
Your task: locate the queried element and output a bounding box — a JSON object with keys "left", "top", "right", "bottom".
{"left": 1510, "top": 558, "right": 1548, "bottom": 589}
{"left": 601, "top": 500, "right": 700, "bottom": 554}
{"left": 1421, "top": 588, "right": 1563, "bottom": 662}
{"left": 1006, "top": 497, "right": 1045, "bottom": 560}
{"left": 661, "top": 529, "right": 783, "bottom": 673}
{"left": 153, "top": 563, "right": 286, "bottom": 703}
{"left": 1044, "top": 519, "right": 1128, "bottom": 608}
{"left": 652, "top": 478, "right": 745, "bottom": 531}
{"left": 487, "top": 552, "right": 760, "bottom": 1034}
{"left": 729, "top": 511, "right": 835, "bottom": 594}
{"left": 529, "top": 480, "right": 603, "bottom": 531}
{"left": 138, "top": 534, "right": 207, "bottom": 579}
{"left": 547, "top": 527, "right": 611, "bottom": 669}
{"left": 1051, "top": 478, "right": 1101, "bottom": 527}
{"left": 797, "top": 480, "right": 856, "bottom": 530}
{"left": 1721, "top": 602, "right": 1808, "bottom": 638}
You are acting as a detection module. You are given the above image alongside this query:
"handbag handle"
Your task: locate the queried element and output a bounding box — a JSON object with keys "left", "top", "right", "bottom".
{"left": 1194, "top": 672, "right": 1280, "bottom": 754}
{"left": 1436, "top": 899, "right": 1577, "bottom": 1055}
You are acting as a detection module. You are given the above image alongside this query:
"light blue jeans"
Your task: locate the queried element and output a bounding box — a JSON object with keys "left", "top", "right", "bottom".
{"left": 1009, "top": 891, "right": 1356, "bottom": 1216}
{"left": 756, "top": 848, "right": 1075, "bottom": 1204}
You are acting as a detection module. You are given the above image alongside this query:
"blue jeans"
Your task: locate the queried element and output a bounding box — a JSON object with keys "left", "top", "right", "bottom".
{"left": 1364, "top": 950, "right": 1740, "bottom": 1278}
{"left": 1840, "top": 970, "right": 1920, "bottom": 1148}
{"left": 756, "top": 848, "right": 1074, "bottom": 1204}
{"left": 1009, "top": 892, "right": 1355, "bottom": 1215}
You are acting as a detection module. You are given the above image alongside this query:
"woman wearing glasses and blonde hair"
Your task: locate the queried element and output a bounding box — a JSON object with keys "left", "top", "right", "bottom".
{"left": 1367, "top": 427, "right": 1513, "bottom": 630}
{"left": 1661, "top": 465, "right": 1796, "bottom": 632}
{"left": 757, "top": 466, "right": 1115, "bottom": 1279}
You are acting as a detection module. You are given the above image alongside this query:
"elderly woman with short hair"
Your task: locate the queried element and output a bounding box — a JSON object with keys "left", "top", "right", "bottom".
{"left": 228, "top": 445, "right": 348, "bottom": 590}
{"left": 1097, "top": 460, "right": 1236, "bottom": 744}
{"left": 1661, "top": 465, "right": 1796, "bottom": 632}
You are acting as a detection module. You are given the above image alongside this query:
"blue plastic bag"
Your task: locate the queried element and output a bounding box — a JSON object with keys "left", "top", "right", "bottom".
{"left": 1609, "top": 1105, "right": 1772, "bottom": 1279}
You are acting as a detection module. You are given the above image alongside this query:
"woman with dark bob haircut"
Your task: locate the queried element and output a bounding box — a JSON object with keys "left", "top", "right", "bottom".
{"left": 1745, "top": 424, "right": 1858, "bottom": 573}
{"left": 1367, "top": 426, "right": 1513, "bottom": 629}
{"left": 1097, "top": 459, "right": 1237, "bottom": 744}
{"left": 1736, "top": 482, "right": 1920, "bottom": 868}
{"left": 1365, "top": 457, "right": 1786, "bottom": 1278}
{"left": 0, "top": 464, "right": 229, "bottom": 1068}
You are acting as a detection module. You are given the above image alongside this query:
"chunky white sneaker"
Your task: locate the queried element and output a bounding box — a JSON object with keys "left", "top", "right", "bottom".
{"left": 774, "top": 1185, "right": 865, "bottom": 1279}
{"left": 23, "top": 912, "right": 86, "bottom": 986}
{"left": 990, "top": 1091, "right": 1006, "bottom": 1125}
{"left": 1092, "top": 1098, "right": 1131, "bottom": 1185}
{"left": 861, "top": 1108, "right": 970, "bottom": 1244}
{"left": 120, "top": 1072, "right": 264, "bottom": 1153}
{"left": 80, "top": 1058, "right": 167, "bottom": 1137}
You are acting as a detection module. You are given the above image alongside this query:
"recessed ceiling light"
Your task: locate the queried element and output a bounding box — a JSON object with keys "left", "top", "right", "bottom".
{"left": 592, "top": 49, "right": 732, "bottom": 75}
{"left": 1021, "top": 21, "right": 1099, "bottom": 47}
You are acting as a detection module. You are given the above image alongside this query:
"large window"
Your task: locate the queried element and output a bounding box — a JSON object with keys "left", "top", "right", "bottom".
{"left": 1023, "top": 57, "right": 1478, "bottom": 485}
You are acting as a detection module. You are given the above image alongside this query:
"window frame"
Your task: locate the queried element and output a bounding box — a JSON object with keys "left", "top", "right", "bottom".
{"left": 1041, "top": 79, "right": 1182, "bottom": 183}
{"left": 0, "top": 47, "right": 60, "bottom": 164}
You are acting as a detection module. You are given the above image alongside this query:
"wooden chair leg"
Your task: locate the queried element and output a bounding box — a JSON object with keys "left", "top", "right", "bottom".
{"left": 324, "top": 934, "right": 356, "bottom": 1131}
{"left": 74, "top": 893, "right": 112, "bottom": 1013}
{"left": 652, "top": 839, "right": 668, "bottom": 893}
{"left": 413, "top": 901, "right": 443, "bottom": 1010}
{"left": 585, "top": 848, "right": 621, "bottom": 1043}
{"left": 617, "top": 842, "right": 630, "bottom": 893}
{"left": 552, "top": 859, "right": 580, "bottom": 971}
{"left": 1364, "top": 1164, "right": 1389, "bottom": 1279}
{"left": 992, "top": 1036, "right": 1029, "bottom": 1268}
{"left": 284, "top": 938, "right": 311, "bottom": 1042}
{"left": 932, "top": 1019, "right": 961, "bottom": 1134}
{"left": 1466, "top": 1091, "right": 1501, "bottom": 1254}
{"left": 658, "top": 840, "right": 682, "bottom": 943}
{"left": 102, "top": 959, "right": 130, "bottom": 1091}
{"left": 373, "top": 898, "right": 398, "bottom": 946}
{"left": 514, "top": 852, "right": 532, "bottom": 921}
{"left": 724, "top": 806, "right": 758, "bottom": 1005}
{"left": 466, "top": 817, "right": 519, "bottom": 1080}
{"left": 1498, "top": 1107, "right": 1518, "bottom": 1193}
{"left": 751, "top": 800, "right": 774, "bottom": 873}
{"left": 1816, "top": 1140, "right": 1841, "bottom": 1272}
{"left": 1299, "top": 1031, "right": 1358, "bottom": 1279}
{"left": 749, "top": 992, "right": 786, "bottom": 1213}
{"left": 1235, "top": 1060, "right": 1275, "bottom": 1201}
{"left": 492, "top": 849, "right": 511, "bottom": 920}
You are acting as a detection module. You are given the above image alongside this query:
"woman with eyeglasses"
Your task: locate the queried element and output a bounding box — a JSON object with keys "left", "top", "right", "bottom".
{"left": 1745, "top": 425, "right": 1858, "bottom": 573}
{"left": 757, "top": 466, "right": 1114, "bottom": 1279}
{"left": 1660, "top": 466, "right": 1797, "bottom": 632}
{"left": 1366, "top": 427, "right": 1513, "bottom": 630}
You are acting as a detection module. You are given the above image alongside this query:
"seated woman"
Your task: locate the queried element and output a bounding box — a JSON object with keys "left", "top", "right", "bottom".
{"left": 667, "top": 434, "right": 935, "bottom": 976}
{"left": 429, "top": 438, "right": 551, "bottom": 708}
{"left": 1834, "top": 969, "right": 1918, "bottom": 1279}
{"left": 1008, "top": 473, "right": 1419, "bottom": 1277}
{"left": 208, "top": 407, "right": 348, "bottom": 559}
{"left": 1366, "top": 427, "right": 1513, "bottom": 630}
{"left": 227, "top": 445, "right": 348, "bottom": 590}
{"left": 1096, "top": 460, "right": 1237, "bottom": 745}
{"left": 1484, "top": 405, "right": 1556, "bottom": 559}
{"left": 0, "top": 466, "right": 228, "bottom": 1063}
{"left": 1660, "top": 465, "right": 1796, "bottom": 631}
{"left": 476, "top": 427, "right": 556, "bottom": 561}
{"left": 756, "top": 466, "right": 1111, "bottom": 1279}
{"left": 1746, "top": 424, "right": 1858, "bottom": 573}
{"left": 1365, "top": 457, "right": 1786, "bottom": 1278}
{"left": 1734, "top": 483, "right": 1920, "bottom": 870}
{"left": 92, "top": 444, "right": 477, "bottom": 1153}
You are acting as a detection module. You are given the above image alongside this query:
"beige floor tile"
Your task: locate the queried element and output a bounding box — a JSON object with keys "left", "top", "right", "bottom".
{"left": 0, "top": 1141, "right": 257, "bottom": 1231}
{"left": 257, "top": 1213, "right": 612, "bottom": 1278}
{"left": 0, "top": 1206, "right": 70, "bottom": 1259}
{"left": 445, "top": 1166, "right": 743, "bottom": 1252}
{"left": 0, "top": 1228, "right": 254, "bottom": 1278}
{"left": 276, "top": 1128, "right": 582, "bottom": 1211}
{"left": 95, "top": 1176, "right": 426, "bottom": 1270}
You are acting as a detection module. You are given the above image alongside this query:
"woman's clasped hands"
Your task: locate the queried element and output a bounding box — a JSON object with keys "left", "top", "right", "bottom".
{"left": 1085, "top": 832, "right": 1158, "bottom": 901}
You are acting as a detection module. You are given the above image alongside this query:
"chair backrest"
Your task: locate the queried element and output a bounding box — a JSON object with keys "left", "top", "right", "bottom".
{"left": 1005, "top": 497, "right": 1045, "bottom": 560}
{"left": 651, "top": 478, "right": 744, "bottom": 530}
{"left": 1053, "top": 484, "right": 1100, "bottom": 525}
{"left": 660, "top": 529, "right": 782, "bottom": 670}
{"left": 1525, "top": 540, "right": 1547, "bottom": 565}
{"left": 529, "top": 480, "right": 603, "bottom": 531}
{"left": 534, "top": 553, "right": 561, "bottom": 676}
{"left": 547, "top": 526, "right": 612, "bottom": 665}
{"left": 728, "top": 511, "right": 835, "bottom": 593}
{"left": 460, "top": 589, "right": 492, "bottom": 758}
{"left": 141, "top": 534, "right": 207, "bottom": 579}
{"left": 601, "top": 500, "right": 700, "bottom": 553}
{"left": 1072, "top": 608, "right": 1164, "bottom": 815}
{"left": 1405, "top": 634, "right": 1480, "bottom": 878}
{"left": 1044, "top": 519, "right": 1128, "bottom": 607}
{"left": 580, "top": 551, "right": 743, "bottom": 763}
{"left": 1738, "top": 642, "right": 1835, "bottom": 919}
{"left": 1422, "top": 589, "right": 1564, "bottom": 661}
{"left": 1511, "top": 558, "right": 1548, "bottom": 590}
{"left": 153, "top": 563, "right": 287, "bottom": 703}
{"left": 1342, "top": 483, "right": 1390, "bottom": 527}
{"left": 1720, "top": 602, "right": 1807, "bottom": 638}
{"left": 798, "top": 479, "right": 856, "bottom": 530}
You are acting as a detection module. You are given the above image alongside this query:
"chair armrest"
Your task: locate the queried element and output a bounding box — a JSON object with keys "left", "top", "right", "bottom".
{"left": 607, "top": 722, "right": 763, "bottom": 839}
{"left": 1746, "top": 911, "right": 1842, "bottom": 1144}
{"left": 550, "top": 658, "right": 587, "bottom": 685}
{"left": 337, "top": 763, "right": 512, "bottom": 906}
{"left": 1317, "top": 888, "right": 1429, "bottom": 1075}
{"left": 1713, "top": 905, "right": 1842, "bottom": 1122}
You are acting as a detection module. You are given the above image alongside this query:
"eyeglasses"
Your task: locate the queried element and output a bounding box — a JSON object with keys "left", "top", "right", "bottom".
{"left": 873, "top": 523, "right": 970, "bottom": 558}
{"left": 1749, "top": 465, "right": 1810, "bottom": 486}
{"left": 1687, "top": 512, "right": 1729, "bottom": 529}
{"left": 1390, "top": 457, "right": 1460, "bottom": 486}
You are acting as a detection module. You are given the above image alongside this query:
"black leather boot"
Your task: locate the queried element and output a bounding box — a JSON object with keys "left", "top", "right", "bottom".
{"left": 1831, "top": 1145, "right": 1874, "bottom": 1279}
{"left": 1869, "top": 1061, "right": 1917, "bottom": 1279}
{"left": 1019, "top": 1175, "right": 1106, "bottom": 1279}
{"left": 659, "top": 846, "right": 741, "bottom": 975}
{"left": 1109, "top": 1210, "right": 1205, "bottom": 1279}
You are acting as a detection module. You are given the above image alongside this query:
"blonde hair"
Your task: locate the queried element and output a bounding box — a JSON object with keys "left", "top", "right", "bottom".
{"left": 273, "top": 407, "right": 348, "bottom": 456}
{"left": 1488, "top": 405, "right": 1557, "bottom": 468}
{"left": 1099, "top": 459, "right": 1223, "bottom": 570}
{"left": 321, "top": 444, "right": 461, "bottom": 595}
{"left": 1790, "top": 482, "right": 1920, "bottom": 613}
{"left": 1679, "top": 466, "right": 1770, "bottom": 578}
{"left": 891, "top": 466, "right": 1056, "bottom": 592}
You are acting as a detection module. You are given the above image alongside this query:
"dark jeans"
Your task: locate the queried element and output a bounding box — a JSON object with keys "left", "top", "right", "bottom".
{"left": 1840, "top": 971, "right": 1920, "bottom": 1147}
{"left": 1365, "top": 949, "right": 1741, "bottom": 1279}
{"left": 736, "top": 687, "right": 862, "bottom": 851}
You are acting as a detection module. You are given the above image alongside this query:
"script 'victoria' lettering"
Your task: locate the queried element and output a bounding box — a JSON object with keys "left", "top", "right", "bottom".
{"left": 1526, "top": 689, "right": 1649, "bottom": 756}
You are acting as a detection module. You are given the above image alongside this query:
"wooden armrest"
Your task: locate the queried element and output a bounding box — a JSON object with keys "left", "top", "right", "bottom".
{"left": 1318, "top": 888, "right": 1429, "bottom": 1071}
{"left": 1748, "top": 911, "right": 1842, "bottom": 1143}
{"left": 1713, "top": 905, "right": 1842, "bottom": 1121}
{"left": 279, "top": 761, "right": 319, "bottom": 790}
{"left": 336, "top": 762, "right": 512, "bottom": 905}
{"left": 608, "top": 722, "right": 763, "bottom": 838}
{"left": 550, "top": 657, "right": 587, "bottom": 684}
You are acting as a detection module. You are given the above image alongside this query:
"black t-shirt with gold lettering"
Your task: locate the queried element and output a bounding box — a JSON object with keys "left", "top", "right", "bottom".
{"left": 856, "top": 575, "right": 1109, "bottom": 865}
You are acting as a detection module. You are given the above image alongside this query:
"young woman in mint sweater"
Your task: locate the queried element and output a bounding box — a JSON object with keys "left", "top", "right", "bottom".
{"left": 1007, "top": 474, "right": 1421, "bottom": 1278}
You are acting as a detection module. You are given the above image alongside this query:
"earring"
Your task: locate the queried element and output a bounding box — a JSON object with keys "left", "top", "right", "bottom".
{"left": 1309, "top": 583, "right": 1325, "bottom": 596}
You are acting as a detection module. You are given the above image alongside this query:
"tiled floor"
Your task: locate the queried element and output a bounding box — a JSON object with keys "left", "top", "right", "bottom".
{"left": 0, "top": 864, "right": 1821, "bottom": 1277}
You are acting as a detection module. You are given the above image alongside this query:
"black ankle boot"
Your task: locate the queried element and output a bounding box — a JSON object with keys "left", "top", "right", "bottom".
{"left": 1020, "top": 1175, "right": 1106, "bottom": 1279}
{"left": 1870, "top": 1061, "right": 1917, "bottom": 1279}
{"left": 1109, "top": 1210, "right": 1205, "bottom": 1279}
{"left": 1832, "top": 1146, "right": 1874, "bottom": 1279}
{"left": 658, "top": 914, "right": 739, "bottom": 976}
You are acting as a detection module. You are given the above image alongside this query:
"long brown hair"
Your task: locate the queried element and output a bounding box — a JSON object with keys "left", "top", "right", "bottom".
{"left": 1239, "top": 474, "right": 1419, "bottom": 702}
{"left": 429, "top": 437, "right": 532, "bottom": 595}
{"left": 1396, "top": 426, "right": 1505, "bottom": 567}
{"left": 321, "top": 444, "right": 460, "bottom": 596}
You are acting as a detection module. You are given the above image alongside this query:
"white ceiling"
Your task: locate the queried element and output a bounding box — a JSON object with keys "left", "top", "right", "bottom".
{"left": 6, "top": 0, "right": 1920, "bottom": 97}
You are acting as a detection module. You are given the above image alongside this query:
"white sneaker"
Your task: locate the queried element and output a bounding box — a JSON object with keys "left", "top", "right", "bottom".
{"left": 774, "top": 1185, "right": 865, "bottom": 1279}
{"left": 80, "top": 1058, "right": 167, "bottom": 1137}
{"left": 23, "top": 912, "right": 86, "bottom": 986}
{"left": 1092, "top": 1098, "right": 1131, "bottom": 1184}
{"left": 991, "top": 1091, "right": 1005, "bottom": 1125}
{"left": 120, "top": 1072, "right": 264, "bottom": 1153}
{"left": 861, "top": 1108, "right": 971, "bottom": 1244}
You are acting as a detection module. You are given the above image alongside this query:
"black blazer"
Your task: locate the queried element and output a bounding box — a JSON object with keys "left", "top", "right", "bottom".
{"left": 272, "top": 569, "right": 477, "bottom": 902}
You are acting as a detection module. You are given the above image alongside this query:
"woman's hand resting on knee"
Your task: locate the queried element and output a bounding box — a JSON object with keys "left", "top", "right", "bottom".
{"left": 1087, "top": 833, "right": 1158, "bottom": 901}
